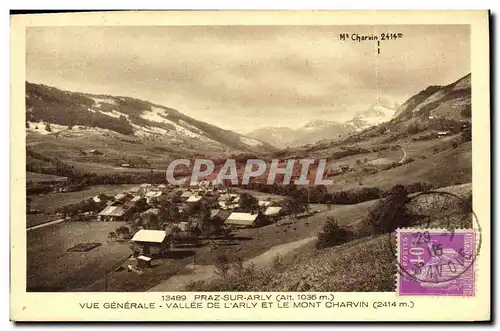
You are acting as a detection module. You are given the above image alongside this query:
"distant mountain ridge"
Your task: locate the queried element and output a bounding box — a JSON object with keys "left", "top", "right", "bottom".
{"left": 247, "top": 103, "right": 398, "bottom": 148}
{"left": 25, "top": 82, "right": 274, "bottom": 153}
{"left": 247, "top": 121, "right": 357, "bottom": 148}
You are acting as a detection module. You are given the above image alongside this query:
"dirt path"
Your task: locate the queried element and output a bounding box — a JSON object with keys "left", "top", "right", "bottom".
{"left": 26, "top": 218, "right": 66, "bottom": 231}
{"left": 147, "top": 236, "right": 316, "bottom": 292}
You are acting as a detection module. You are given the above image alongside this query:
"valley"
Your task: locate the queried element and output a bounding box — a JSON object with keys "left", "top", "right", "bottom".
{"left": 25, "top": 72, "right": 473, "bottom": 293}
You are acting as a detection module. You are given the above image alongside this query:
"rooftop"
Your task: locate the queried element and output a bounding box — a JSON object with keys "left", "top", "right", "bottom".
{"left": 264, "top": 206, "right": 282, "bottom": 216}
{"left": 131, "top": 229, "right": 167, "bottom": 243}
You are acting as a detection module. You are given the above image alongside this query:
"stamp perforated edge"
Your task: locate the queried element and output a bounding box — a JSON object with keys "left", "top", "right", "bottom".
{"left": 395, "top": 227, "right": 478, "bottom": 297}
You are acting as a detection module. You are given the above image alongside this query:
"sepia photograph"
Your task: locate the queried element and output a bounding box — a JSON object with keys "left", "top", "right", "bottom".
{"left": 10, "top": 10, "right": 491, "bottom": 322}
{"left": 24, "top": 23, "right": 476, "bottom": 293}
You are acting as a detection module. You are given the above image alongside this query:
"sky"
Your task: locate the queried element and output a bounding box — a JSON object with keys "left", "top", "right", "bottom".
{"left": 26, "top": 25, "right": 470, "bottom": 133}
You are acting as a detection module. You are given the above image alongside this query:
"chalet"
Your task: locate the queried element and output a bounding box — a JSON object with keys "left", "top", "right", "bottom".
{"left": 199, "top": 180, "right": 212, "bottom": 188}
{"left": 98, "top": 205, "right": 133, "bottom": 222}
{"left": 210, "top": 209, "right": 231, "bottom": 221}
{"left": 114, "top": 193, "right": 134, "bottom": 203}
{"left": 176, "top": 221, "right": 201, "bottom": 234}
{"left": 92, "top": 193, "right": 111, "bottom": 203}
{"left": 437, "top": 131, "right": 451, "bottom": 137}
{"left": 180, "top": 191, "right": 193, "bottom": 201}
{"left": 225, "top": 212, "right": 263, "bottom": 229}
{"left": 219, "top": 193, "right": 240, "bottom": 203}
{"left": 88, "top": 149, "right": 104, "bottom": 155}
{"left": 186, "top": 195, "right": 203, "bottom": 203}
{"left": 264, "top": 206, "right": 282, "bottom": 217}
{"left": 142, "top": 208, "right": 161, "bottom": 216}
{"left": 258, "top": 200, "right": 272, "bottom": 207}
{"left": 218, "top": 201, "right": 239, "bottom": 210}
{"left": 145, "top": 191, "right": 163, "bottom": 203}
{"left": 136, "top": 255, "right": 152, "bottom": 269}
{"left": 131, "top": 229, "right": 171, "bottom": 257}
{"left": 131, "top": 195, "right": 142, "bottom": 203}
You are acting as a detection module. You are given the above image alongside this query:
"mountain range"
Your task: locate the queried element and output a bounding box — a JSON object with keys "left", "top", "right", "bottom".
{"left": 25, "top": 82, "right": 274, "bottom": 154}
{"left": 246, "top": 102, "right": 399, "bottom": 148}
{"left": 26, "top": 72, "right": 471, "bottom": 154}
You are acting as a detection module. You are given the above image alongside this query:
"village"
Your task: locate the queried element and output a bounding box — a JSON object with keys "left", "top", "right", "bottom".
{"left": 39, "top": 177, "right": 321, "bottom": 284}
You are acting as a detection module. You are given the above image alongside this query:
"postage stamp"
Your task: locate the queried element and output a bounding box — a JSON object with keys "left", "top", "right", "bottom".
{"left": 396, "top": 228, "right": 477, "bottom": 296}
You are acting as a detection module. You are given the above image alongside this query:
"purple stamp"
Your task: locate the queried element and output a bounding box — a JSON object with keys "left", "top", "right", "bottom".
{"left": 397, "top": 229, "right": 476, "bottom": 296}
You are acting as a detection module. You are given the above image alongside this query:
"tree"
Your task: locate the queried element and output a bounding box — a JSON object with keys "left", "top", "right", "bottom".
{"left": 107, "top": 231, "right": 117, "bottom": 242}
{"left": 281, "top": 197, "right": 306, "bottom": 218}
{"left": 45, "top": 123, "right": 52, "bottom": 132}
{"left": 365, "top": 185, "right": 411, "bottom": 235}
{"left": 25, "top": 122, "right": 30, "bottom": 129}
{"left": 316, "top": 217, "right": 353, "bottom": 249}
{"left": 116, "top": 226, "right": 131, "bottom": 239}
{"left": 214, "top": 253, "right": 231, "bottom": 280}
{"left": 238, "top": 193, "right": 259, "bottom": 213}
{"left": 461, "top": 105, "right": 472, "bottom": 118}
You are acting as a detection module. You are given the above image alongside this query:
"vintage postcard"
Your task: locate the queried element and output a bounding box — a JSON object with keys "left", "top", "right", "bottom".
{"left": 10, "top": 10, "right": 490, "bottom": 322}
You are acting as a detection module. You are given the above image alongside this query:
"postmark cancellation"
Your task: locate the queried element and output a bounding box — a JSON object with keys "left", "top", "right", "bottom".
{"left": 396, "top": 228, "right": 477, "bottom": 296}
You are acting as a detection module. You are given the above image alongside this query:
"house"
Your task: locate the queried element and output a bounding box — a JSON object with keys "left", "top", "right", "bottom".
{"left": 88, "top": 149, "right": 104, "bottom": 155}
{"left": 199, "top": 180, "right": 212, "bottom": 188}
{"left": 131, "top": 195, "right": 142, "bottom": 203}
{"left": 136, "top": 255, "right": 152, "bottom": 269}
{"left": 121, "top": 163, "right": 131, "bottom": 168}
{"left": 258, "top": 200, "right": 272, "bottom": 207}
{"left": 225, "top": 212, "right": 263, "bottom": 228}
{"left": 145, "top": 191, "right": 163, "bottom": 203}
{"left": 218, "top": 201, "right": 239, "bottom": 210}
{"left": 180, "top": 190, "right": 193, "bottom": 201}
{"left": 92, "top": 193, "right": 111, "bottom": 203}
{"left": 264, "top": 206, "right": 282, "bottom": 217}
{"left": 210, "top": 209, "right": 231, "bottom": 222}
{"left": 98, "top": 205, "right": 133, "bottom": 222}
{"left": 142, "top": 208, "right": 161, "bottom": 216}
{"left": 186, "top": 195, "right": 203, "bottom": 203}
{"left": 131, "top": 229, "right": 171, "bottom": 257}
{"left": 437, "top": 131, "right": 451, "bottom": 137}
{"left": 219, "top": 193, "right": 240, "bottom": 203}
{"left": 114, "top": 193, "right": 133, "bottom": 202}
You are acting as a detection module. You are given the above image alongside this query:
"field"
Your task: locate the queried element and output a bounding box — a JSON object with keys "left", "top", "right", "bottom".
{"left": 27, "top": 184, "right": 140, "bottom": 228}
{"left": 26, "top": 171, "right": 68, "bottom": 183}
{"left": 27, "top": 221, "right": 132, "bottom": 291}
{"left": 184, "top": 183, "right": 473, "bottom": 291}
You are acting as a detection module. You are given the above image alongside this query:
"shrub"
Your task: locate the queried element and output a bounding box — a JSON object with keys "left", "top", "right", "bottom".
{"left": 214, "top": 254, "right": 231, "bottom": 279}
{"left": 364, "top": 185, "right": 412, "bottom": 235}
{"left": 316, "top": 217, "right": 354, "bottom": 249}
{"left": 401, "top": 157, "right": 415, "bottom": 165}
{"left": 116, "top": 226, "right": 132, "bottom": 239}
{"left": 460, "top": 106, "right": 472, "bottom": 118}
{"left": 331, "top": 187, "right": 381, "bottom": 205}
{"left": 406, "top": 123, "right": 423, "bottom": 135}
